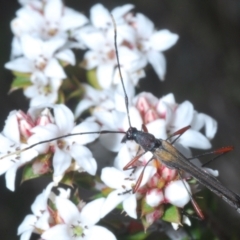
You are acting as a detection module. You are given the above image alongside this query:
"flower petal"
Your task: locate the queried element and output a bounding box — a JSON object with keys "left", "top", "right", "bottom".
{"left": 101, "top": 167, "right": 127, "bottom": 189}
{"left": 44, "top": 58, "right": 66, "bottom": 79}
{"left": 172, "top": 101, "right": 194, "bottom": 129}
{"left": 5, "top": 57, "right": 32, "bottom": 72}
{"left": 70, "top": 121, "right": 100, "bottom": 144}
{"left": 62, "top": 8, "right": 88, "bottom": 30}
{"left": 97, "top": 63, "right": 114, "bottom": 89}
{"left": 55, "top": 197, "right": 79, "bottom": 223}
{"left": 41, "top": 224, "right": 69, "bottom": 240}
{"left": 164, "top": 180, "right": 191, "bottom": 208}
{"left": 5, "top": 162, "right": 21, "bottom": 191}
{"left": 71, "top": 145, "right": 97, "bottom": 175}
{"left": 146, "top": 119, "right": 167, "bottom": 139}
{"left": 192, "top": 113, "right": 217, "bottom": 139}
{"left": 100, "top": 189, "right": 126, "bottom": 218}
{"left": 80, "top": 198, "right": 105, "bottom": 225}
{"left": 3, "top": 110, "right": 20, "bottom": 142}
{"left": 179, "top": 129, "right": 211, "bottom": 149}
{"left": 44, "top": 0, "right": 62, "bottom": 23}
{"left": 90, "top": 4, "right": 111, "bottom": 29}
{"left": 55, "top": 49, "right": 75, "bottom": 65}
{"left": 134, "top": 13, "right": 154, "bottom": 38}
{"left": 146, "top": 189, "right": 164, "bottom": 207}
{"left": 31, "top": 182, "right": 54, "bottom": 216}
{"left": 53, "top": 104, "right": 74, "bottom": 134}
{"left": 147, "top": 50, "right": 166, "bottom": 80}
{"left": 150, "top": 30, "right": 179, "bottom": 51}
{"left": 18, "top": 214, "right": 36, "bottom": 235}
{"left": 122, "top": 194, "right": 137, "bottom": 219}
{"left": 111, "top": 4, "right": 134, "bottom": 20}
{"left": 52, "top": 147, "right": 71, "bottom": 178}
{"left": 87, "top": 225, "right": 116, "bottom": 240}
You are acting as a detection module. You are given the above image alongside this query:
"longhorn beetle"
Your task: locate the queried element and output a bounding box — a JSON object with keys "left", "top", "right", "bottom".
{"left": 2, "top": 15, "right": 240, "bottom": 220}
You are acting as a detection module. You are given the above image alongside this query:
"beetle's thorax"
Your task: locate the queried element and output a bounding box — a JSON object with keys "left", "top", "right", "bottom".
{"left": 121, "top": 127, "right": 162, "bottom": 152}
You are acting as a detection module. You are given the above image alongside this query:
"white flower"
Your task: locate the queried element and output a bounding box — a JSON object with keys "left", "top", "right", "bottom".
{"left": 41, "top": 197, "right": 116, "bottom": 240}
{"left": 164, "top": 180, "right": 191, "bottom": 208}
{"left": 18, "top": 182, "right": 54, "bottom": 240}
{"left": 90, "top": 3, "right": 134, "bottom": 31}
{"left": 132, "top": 92, "right": 217, "bottom": 150}
{"left": 77, "top": 3, "right": 146, "bottom": 92}
{"left": 95, "top": 106, "right": 142, "bottom": 152}
{"left": 80, "top": 28, "right": 146, "bottom": 92}
{"left": 0, "top": 110, "right": 38, "bottom": 191}
{"left": 146, "top": 189, "right": 164, "bottom": 207}
{"left": 5, "top": 35, "right": 68, "bottom": 84}
{"left": 13, "top": 0, "right": 88, "bottom": 40}
{"left": 128, "top": 13, "right": 179, "bottom": 80}
{"left": 75, "top": 84, "right": 116, "bottom": 118}
{"left": 28, "top": 104, "right": 100, "bottom": 183}
{"left": 100, "top": 165, "right": 156, "bottom": 219}
{"left": 24, "top": 77, "right": 62, "bottom": 106}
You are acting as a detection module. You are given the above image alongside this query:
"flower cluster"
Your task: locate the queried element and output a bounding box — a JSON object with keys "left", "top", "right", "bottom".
{"left": 5, "top": 1, "right": 178, "bottom": 106}
{"left": 0, "top": 104, "right": 99, "bottom": 191}
{"left": 2, "top": 0, "right": 222, "bottom": 239}
{"left": 5, "top": 0, "right": 87, "bottom": 106}
{"left": 18, "top": 182, "right": 117, "bottom": 240}
{"left": 87, "top": 91, "right": 217, "bottom": 230}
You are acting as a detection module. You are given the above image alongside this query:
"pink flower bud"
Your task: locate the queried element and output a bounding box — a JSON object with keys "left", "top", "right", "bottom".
{"left": 160, "top": 165, "right": 177, "bottom": 181}
{"left": 35, "top": 108, "right": 54, "bottom": 126}
{"left": 145, "top": 209, "right": 163, "bottom": 226}
{"left": 16, "top": 110, "right": 35, "bottom": 139}
{"left": 32, "top": 155, "right": 51, "bottom": 175}
{"left": 136, "top": 96, "right": 151, "bottom": 118}
{"left": 144, "top": 109, "right": 158, "bottom": 124}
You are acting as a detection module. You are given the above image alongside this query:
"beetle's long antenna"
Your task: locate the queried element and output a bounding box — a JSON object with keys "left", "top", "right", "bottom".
{"left": 111, "top": 14, "right": 132, "bottom": 128}
{"left": 0, "top": 130, "right": 125, "bottom": 160}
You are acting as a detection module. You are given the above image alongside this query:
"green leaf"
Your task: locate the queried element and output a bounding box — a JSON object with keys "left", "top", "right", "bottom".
{"left": 73, "top": 172, "right": 95, "bottom": 189}
{"left": 162, "top": 205, "right": 181, "bottom": 224}
{"left": 72, "top": 188, "right": 82, "bottom": 206}
{"left": 21, "top": 154, "right": 52, "bottom": 183}
{"left": 141, "top": 198, "right": 155, "bottom": 216}
{"left": 86, "top": 69, "right": 102, "bottom": 89}
{"left": 11, "top": 75, "right": 31, "bottom": 90}
{"left": 125, "top": 231, "right": 150, "bottom": 240}
{"left": 60, "top": 172, "right": 75, "bottom": 187}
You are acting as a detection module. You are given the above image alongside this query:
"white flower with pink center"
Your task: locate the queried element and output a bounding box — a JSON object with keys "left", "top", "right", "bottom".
{"left": 0, "top": 109, "right": 53, "bottom": 191}
{"left": 133, "top": 92, "right": 217, "bottom": 150}
{"left": 28, "top": 104, "right": 100, "bottom": 183}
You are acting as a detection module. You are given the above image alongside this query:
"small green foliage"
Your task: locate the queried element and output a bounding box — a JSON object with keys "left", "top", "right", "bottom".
{"left": 60, "top": 172, "right": 75, "bottom": 187}
{"left": 162, "top": 205, "right": 181, "bottom": 224}
{"left": 21, "top": 154, "right": 52, "bottom": 183}
{"left": 74, "top": 172, "right": 95, "bottom": 189}
{"left": 124, "top": 231, "right": 150, "bottom": 240}
{"left": 86, "top": 69, "right": 101, "bottom": 89}
{"left": 11, "top": 74, "right": 31, "bottom": 90}
{"left": 141, "top": 198, "right": 155, "bottom": 216}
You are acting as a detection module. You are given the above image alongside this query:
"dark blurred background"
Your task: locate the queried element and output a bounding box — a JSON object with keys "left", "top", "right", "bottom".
{"left": 0, "top": 0, "right": 240, "bottom": 239}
